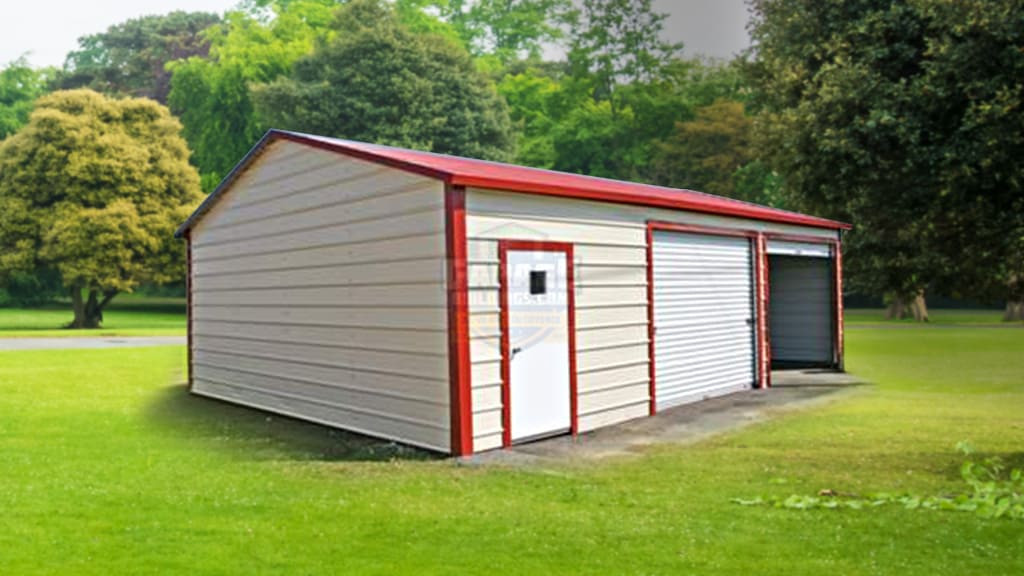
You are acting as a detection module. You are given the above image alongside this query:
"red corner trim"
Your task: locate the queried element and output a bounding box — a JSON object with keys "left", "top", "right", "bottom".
{"left": 186, "top": 231, "right": 195, "bottom": 390}
{"left": 834, "top": 239, "right": 845, "bottom": 370}
{"left": 498, "top": 240, "right": 578, "bottom": 447}
{"left": 645, "top": 225, "right": 656, "bottom": 415}
{"left": 445, "top": 184, "right": 473, "bottom": 456}
{"left": 755, "top": 233, "right": 771, "bottom": 389}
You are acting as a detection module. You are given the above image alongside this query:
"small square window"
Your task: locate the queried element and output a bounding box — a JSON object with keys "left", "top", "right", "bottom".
{"left": 529, "top": 270, "right": 547, "bottom": 295}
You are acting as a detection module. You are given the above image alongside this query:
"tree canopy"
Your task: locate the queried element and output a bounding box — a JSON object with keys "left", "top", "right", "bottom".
{"left": 0, "top": 58, "right": 53, "bottom": 140}
{"left": 0, "top": 90, "right": 202, "bottom": 327}
{"left": 57, "top": 11, "right": 221, "bottom": 104}
{"left": 747, "top": 0, "right": 1024, "bottom": 318}
{"left": 254, "top": 0, "right": 515, "bottom": 161}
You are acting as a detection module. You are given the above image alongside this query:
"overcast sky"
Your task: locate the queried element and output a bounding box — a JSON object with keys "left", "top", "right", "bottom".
{"left": 1, "top": 0, "right": 751, "bottom": 69}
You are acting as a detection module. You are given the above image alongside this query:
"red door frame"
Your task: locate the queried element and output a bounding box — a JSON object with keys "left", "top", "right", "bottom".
{"left": 497, "top": 240, "right": 579, "bottom": 447}
{"left": 646, "top": 222, "right": 768, "bottom": 416}
{"left": 761, "top": 232, "right": 844, "bottom": 371}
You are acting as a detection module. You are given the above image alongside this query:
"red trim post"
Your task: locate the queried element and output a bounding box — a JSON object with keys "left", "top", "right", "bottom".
{"left": 755, "top": 233, "right": 771, "bottom": 389}
{"left": 497, "top": 240, "right": 578, "bottom": 447}
{"left": 645, "top": 225, "right": 657, "bottom": 415}
{"left": 834, "top": 238, "right": 845, "bottom": 371}
{"left": 186, "top": 231, "right": 194, "bottom": 390}
{"left": 445, "top": 184, "right": 474, "bottom": 457}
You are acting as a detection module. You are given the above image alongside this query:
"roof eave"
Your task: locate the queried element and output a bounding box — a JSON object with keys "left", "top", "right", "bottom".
{"left": 451, "top": 175, "right": 851, "bottom": 231}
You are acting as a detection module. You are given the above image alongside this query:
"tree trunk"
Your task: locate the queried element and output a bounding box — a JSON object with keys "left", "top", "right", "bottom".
{"left": 66, "top": 288, "right": 117, "bottom": 329}
{"left": 1006, "top": 300, "right": 1024, "bottom": 322}
{"left": 885, "top": 296, "right": 905, "bottom": 320}
{"left": 910, "top": 290, "right": 930, "bottom": 323}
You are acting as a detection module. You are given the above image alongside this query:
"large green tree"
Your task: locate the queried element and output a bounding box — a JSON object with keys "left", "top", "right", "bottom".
{"left": 748, "top": 0, "right": 1024, "bottom": 320}
{"left": 0, "top": 90, "right": 202, "bottom": 328}
{"left": 255, "top": 0, "right": 515, "bottom": 161}
{"left": 0, "top": 58, "right": 53, "bottom": 140}
{"left": 57, "top": 11, "right": 221, "bottom": 104}
{"left": 168, "top": 0, "right": 339, "bottom": 190}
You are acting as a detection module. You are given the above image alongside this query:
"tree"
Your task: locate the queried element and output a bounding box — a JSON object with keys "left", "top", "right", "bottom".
{"left": 57, "top": 11, "right": 221, "bottom": 104}
{"left": 254, "top": 0, "right": 515, "bottom": 161}
{"left": 650, "top": 99, "right": 755, "bottom": 199}
{"left": 167, "top": 0, "right": 339, "bottom": 189}
{"left": 568, "top": 0, "right": 681, "bottom": 108}
{"left": 0, "top": 57, "right": 53, "bottom": 140}
{"left": 0, "top": 90, "right": 202, "bottom": 328}
{"left": 749, "top": 0, "right": 1024, "bottom": 320}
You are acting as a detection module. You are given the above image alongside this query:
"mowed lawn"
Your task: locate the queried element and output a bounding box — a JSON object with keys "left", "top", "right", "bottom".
{"left": 0, "top": 326, "right": 1021, "bottom": 574}
{"left": 0, "top": 295, "right": 186, "bottom": 338}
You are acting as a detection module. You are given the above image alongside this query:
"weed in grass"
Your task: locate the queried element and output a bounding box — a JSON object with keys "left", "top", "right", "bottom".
{"left": 734, "top": 443, "right": 1024, "bottom": 520}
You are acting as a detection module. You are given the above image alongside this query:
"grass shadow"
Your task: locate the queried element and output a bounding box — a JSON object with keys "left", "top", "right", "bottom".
{"left": 146, "top": 384, "right": 439, "bottom": 463}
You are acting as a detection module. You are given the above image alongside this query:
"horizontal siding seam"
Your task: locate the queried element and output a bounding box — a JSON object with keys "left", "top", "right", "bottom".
{"left": 193, "top": 204, "right": 442, "bottom": 250}
{"left": 577, "top": 339, "right": 650, "bottom": 354}
{"left": 193, "top": 303, "right": 448, "bottom": 311}
{"left": 578, "top": 377, "right": 650, "bottom": 395}
{"left": 210, "top": 180, "right": 439, "bottom": 233}
{"left": 193, "top": 231, "right": 444, "bottom": 264}
{"left": 192, "top": 387, "right": 448, "bottom": 453}
{"left": 577, "top": 358, "right": 649, "bottom": 375}
{"left": 194, "top": 318, "right": 446, "bottom": 332}
{"left": 578, "top": 397, "right": 649, "bottom": 418}
{"left": 194, "top": 366, "right": 445, "bottom": 406}
{"left": 196, "top": 377, "right": 447, "bottom": 430}
{"left": 196, "top": 348, "right": 447, "bottom": 382}
{"left": 193, "top": 280, "right": 445, "bottom": 293}
{"left": 193, "top": 255, "right": 445, "bottom": 278}
{"left": 218, "top": 164, "right": 394, "bottom": 213}
{"left": 194, "top": 333, "right": 445, "bottom": 358}
{"left": 576, "top": 320, "right": 648, "bottom": 332}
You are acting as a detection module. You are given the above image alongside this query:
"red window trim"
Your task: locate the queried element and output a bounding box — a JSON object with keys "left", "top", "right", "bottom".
{"left": 497, "top": 240, "right": 578, "bottom": 448}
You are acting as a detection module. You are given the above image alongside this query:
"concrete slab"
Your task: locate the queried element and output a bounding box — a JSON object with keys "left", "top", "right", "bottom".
{"left": 465, "top": 369, "right": 866, "bottom": 466}
{"left": 0, "top": 336, "right": 186, "bottom": 351}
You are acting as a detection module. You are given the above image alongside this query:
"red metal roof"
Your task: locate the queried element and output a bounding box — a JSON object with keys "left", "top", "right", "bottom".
{"left": 177, "top": 130, "right": 849, "bottom": 237}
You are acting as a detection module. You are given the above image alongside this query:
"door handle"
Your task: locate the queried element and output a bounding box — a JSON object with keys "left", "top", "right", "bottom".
{"left": 511, "top": 347, "right": 523, "bottom": 359}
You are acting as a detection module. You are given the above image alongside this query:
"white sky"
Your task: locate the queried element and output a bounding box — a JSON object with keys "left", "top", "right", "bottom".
{"left": 1, "top": 0, "right": 751, "bottom": 69}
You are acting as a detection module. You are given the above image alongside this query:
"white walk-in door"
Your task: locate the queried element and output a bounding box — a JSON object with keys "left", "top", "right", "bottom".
{"left": 652, "top": 231, "right": 757, "bottom": 410}
{"left": 506, "top": 250, "right": 572, "bottom": 442}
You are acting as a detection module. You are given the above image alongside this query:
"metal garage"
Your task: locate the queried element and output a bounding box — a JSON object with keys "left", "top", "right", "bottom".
{"left": 176, "top": 129, "right": 849, "bottom": 456}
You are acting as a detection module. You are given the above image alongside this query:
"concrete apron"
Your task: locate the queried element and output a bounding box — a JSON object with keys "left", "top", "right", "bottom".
{"left": 465, "top": 369, "right": 867, "bottom": 466}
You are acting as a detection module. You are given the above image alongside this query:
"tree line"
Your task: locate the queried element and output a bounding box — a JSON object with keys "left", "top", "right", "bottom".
{"left": 0, "top": 0, "right": 1021, "bottom": 326}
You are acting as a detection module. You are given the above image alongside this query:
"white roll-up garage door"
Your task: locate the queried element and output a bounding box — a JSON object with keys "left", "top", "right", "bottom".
{"left": 652, "top": 231, "right": 757, "bottom": 410}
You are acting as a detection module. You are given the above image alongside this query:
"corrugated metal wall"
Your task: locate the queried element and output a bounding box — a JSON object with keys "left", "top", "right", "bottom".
{"left": 768, "top": 255, "right": 834, "bottom": 365}
{"left": 190, "top": 141, "right": 452, "bottom": 452}
{"left": 465, "top": 189, "right": 837, "bottom": 453}
{"left": 651, "top": 231, "right": 756, "bottom": 409}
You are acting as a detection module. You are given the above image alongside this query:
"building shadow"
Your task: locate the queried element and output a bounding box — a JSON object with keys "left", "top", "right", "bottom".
{"left": 146, "top": 384, "right": 439, "bottom": 463}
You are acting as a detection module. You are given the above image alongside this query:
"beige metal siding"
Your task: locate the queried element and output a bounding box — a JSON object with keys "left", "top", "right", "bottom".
{"left": 465, "top": 188, "right": 838, "bottom": 452}
{"left": 190, "top": 140, "right": 451, "bottom": 452}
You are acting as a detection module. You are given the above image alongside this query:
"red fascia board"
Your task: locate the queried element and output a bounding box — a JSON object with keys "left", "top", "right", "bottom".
{"left": 452, "top": 175, "right": 850, "bottom": 231}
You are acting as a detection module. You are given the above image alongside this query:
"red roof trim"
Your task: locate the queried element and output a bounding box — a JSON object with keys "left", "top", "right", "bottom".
{"left": 177, "top": 130, "right": 850, "bottom": 237}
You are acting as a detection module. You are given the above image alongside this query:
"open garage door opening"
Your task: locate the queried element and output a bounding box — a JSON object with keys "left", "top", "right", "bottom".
{"left": 767, "top": 241, "right": 837, "bottom": 370}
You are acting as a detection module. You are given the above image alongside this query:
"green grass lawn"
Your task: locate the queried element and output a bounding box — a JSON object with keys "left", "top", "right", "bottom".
{"left": 0, "top": 294, "right": 185, "bottom": 337}
{"left": 0, "top": 326, "right": 1022, "bottom": 574}
{"left": 845, "top": 307, "right": 1015, "bottom": 325}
